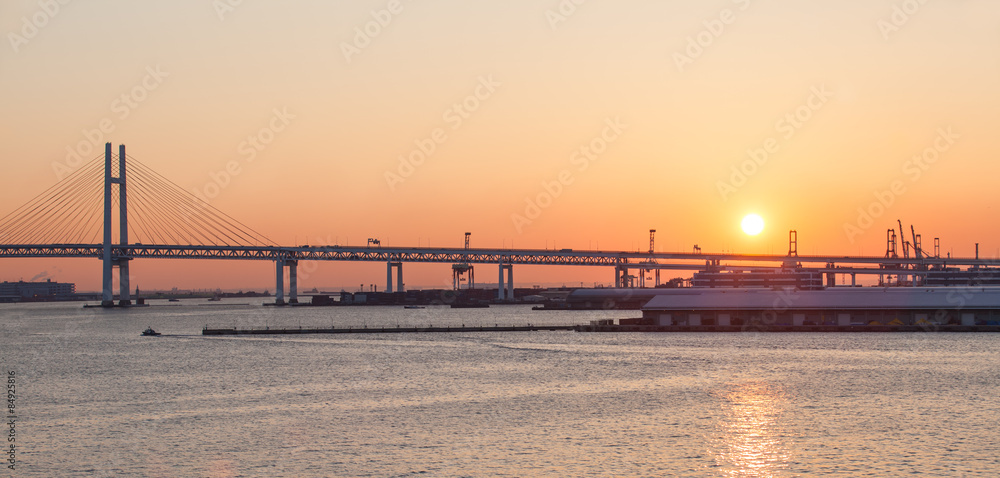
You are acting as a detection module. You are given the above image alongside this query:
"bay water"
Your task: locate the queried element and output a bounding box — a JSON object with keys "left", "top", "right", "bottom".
{"left": 2, "top": 300, "right": 999, "bottom": 476}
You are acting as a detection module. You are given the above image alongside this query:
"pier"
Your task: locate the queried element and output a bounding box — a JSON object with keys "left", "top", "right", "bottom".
{"left": 201, "top": 323, "right": 1000, "bottom": 335}
{"left": 202, "top": 324, "right": 577, "bottom": 335}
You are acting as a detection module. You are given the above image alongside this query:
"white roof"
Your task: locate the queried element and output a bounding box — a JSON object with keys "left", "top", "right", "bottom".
{"left": 641, "top": 287, "right": 1000, "bottom": 311}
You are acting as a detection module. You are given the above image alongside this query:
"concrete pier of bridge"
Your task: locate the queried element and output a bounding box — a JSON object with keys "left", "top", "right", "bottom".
{"left": 386, "top": 261, "right": 403, "bottom": 293}
{"left": 497, "top": 263, "right": 513, "bottom": 300}
{"left": 274, "top": 259, "right": 300, "bottom": 305}
{"left": 288, "top": 260, "right": 298, "bottom": 303}
{"left": 274, "top": 260, "right": 284, "bottom": 304}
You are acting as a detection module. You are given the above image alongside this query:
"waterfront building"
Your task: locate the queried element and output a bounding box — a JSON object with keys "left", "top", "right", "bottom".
{"left": 0, "top": 279, "right": 76, "bottom": 299}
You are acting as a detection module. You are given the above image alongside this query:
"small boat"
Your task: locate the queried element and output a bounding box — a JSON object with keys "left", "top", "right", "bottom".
{"left": 207, "top": 296, "right": 222, "bottom": 302}
{"left": 403, "top": 305, "right": 425, "bottom": 309}
{"left": 168, "top": 298, "right": 180, "bottom": 302}
{"left": 141, "top": 327, "right": 161, "bottom": 337}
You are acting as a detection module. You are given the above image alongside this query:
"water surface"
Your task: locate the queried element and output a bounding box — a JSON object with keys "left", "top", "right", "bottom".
{"left": 2, "top": 300, "right": 998, "bottom": 476}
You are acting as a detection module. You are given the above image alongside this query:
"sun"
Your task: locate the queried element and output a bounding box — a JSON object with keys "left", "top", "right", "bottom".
{"left": 741, "top": 214, "right": 765, "bottom": 236}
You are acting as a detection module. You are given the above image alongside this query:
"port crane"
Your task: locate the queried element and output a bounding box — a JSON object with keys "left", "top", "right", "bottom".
{"left": 891, "top": 220, "right": 934, "bottom": 286}
{"left": 451, "top": 232, "right": 475, "bottom": 289}
{"left": 639, "top": 229, "right": 659, "bottom": 288}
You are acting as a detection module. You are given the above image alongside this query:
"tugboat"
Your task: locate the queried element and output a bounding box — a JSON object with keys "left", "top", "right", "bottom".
{"left": 141, "top": 327, "right": 161, "bottom": 337}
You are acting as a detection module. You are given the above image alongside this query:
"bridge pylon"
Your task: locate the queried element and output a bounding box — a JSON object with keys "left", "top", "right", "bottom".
{"left": 102, "top": 143, "right": 131, "bottom": 307}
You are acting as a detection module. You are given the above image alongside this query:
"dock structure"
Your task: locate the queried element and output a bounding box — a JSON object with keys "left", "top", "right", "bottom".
{"left": 577, "top": 324, "right": 1000, "bottom": 333}
{"left": 201, "top": 322, "right": 1000, "bottom": 335}
{"left": 636, "top": 287, "right": 1000, "bottom": 328}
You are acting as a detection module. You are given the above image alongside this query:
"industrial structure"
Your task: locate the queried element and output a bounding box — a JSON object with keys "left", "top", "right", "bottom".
{"left": 638, "top": 287, "right": 1000, "bottom": 327}
{"left": 451, "top": 232, "right": 475, "bottom": 290}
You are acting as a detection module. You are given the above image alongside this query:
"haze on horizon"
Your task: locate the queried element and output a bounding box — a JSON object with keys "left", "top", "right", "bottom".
{"left": 1, "top": 0, "right": 998, "bottom": 291}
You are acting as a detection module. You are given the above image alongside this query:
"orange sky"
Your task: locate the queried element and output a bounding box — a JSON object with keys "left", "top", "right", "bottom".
{"left": 1, "top": 0, "right": 999, "bottom": 291}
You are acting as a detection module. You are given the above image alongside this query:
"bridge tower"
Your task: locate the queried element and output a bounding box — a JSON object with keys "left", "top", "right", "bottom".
{"left": 102, "top": 143, "right": 131, "bottom": 307}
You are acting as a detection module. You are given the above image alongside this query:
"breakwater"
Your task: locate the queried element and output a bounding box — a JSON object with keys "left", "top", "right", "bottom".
{"left": 202, "top": 324, "right": 577, "bottom": 335}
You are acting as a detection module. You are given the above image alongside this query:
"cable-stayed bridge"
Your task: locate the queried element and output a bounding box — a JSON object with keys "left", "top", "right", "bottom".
{"left": 1, "top": 144, "right": 994, "bottom": 307}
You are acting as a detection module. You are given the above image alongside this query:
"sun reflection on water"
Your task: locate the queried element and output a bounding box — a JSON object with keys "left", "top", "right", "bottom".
{"left": 712, "top": 381, "right": 791, "bottom": 477}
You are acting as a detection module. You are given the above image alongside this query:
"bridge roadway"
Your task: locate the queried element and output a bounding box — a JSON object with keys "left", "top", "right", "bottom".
{"left": 2, "top": 243, "right": 997, "bottom": 270}
{"left": 5, "top": 243, "right": 999, "bottom": 304}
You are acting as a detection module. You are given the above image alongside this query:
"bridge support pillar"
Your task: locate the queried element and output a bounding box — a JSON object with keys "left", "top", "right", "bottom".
{"left": 498, "top": 263, "right": 514, "bottom": 300}
{"left": 102, "top": 143, "right": 114, "bottom": 306}
{"left": 508, "top": 265, "right": 514, "bottom": 300}
{"left": 117, "top": 145, "right": 130, "bottom": 306}
{"left": 397, "top": 263, "right": 403, "bottom": 293}
{"left": 386, "top": 261, "right": 392, "bottom": 293}
{"left": 386, "top": 262, "right": 403, "bottom": 293}
{"left": 288, "top": 260, "right": 298, "bottom": 304}
{"left": 498, "top": 263, "right": 504, "bottom": 300}
{"left": 275, "top": 259, "right": 285, "bottom": 305}
{"left": 118, "top": 260, "right": 130, "bottom": 306}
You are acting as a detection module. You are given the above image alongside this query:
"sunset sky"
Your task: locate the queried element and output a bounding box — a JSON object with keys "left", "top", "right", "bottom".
{"left": 1, "top": 0, "right": 998, "bottom": 291}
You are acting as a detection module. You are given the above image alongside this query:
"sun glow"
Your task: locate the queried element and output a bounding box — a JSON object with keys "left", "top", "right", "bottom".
{"left": 741, "top": 214, "right": 765, "bottom": 236}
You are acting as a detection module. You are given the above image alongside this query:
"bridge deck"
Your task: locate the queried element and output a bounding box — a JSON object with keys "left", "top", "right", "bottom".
{"left": 2, "top": 243, "right": 996, "bottom": 266}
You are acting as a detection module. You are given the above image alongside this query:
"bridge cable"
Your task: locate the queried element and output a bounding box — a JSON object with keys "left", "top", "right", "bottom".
{"left": 128, "top": 155, "right": 274, "bottom": 246}
{"left": 0, "top": 159, "right": 96, "bottom": 242}
{"left": 125, "top": 164, "right": 199, "bottom": 245}
{"left": 127, "top": 162, "right": 232, "bottom": 245}
{"left": 34, "top": 160, "right": 104, "bottom": 244}
{"left": 127, "top": 156, "right": 274, "bottom": 246}
{"left": 1, "top": 157, "right": 104, "bottom": 244}
{"left": 0, "top": 154, "right": 103, "bottom": 228}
